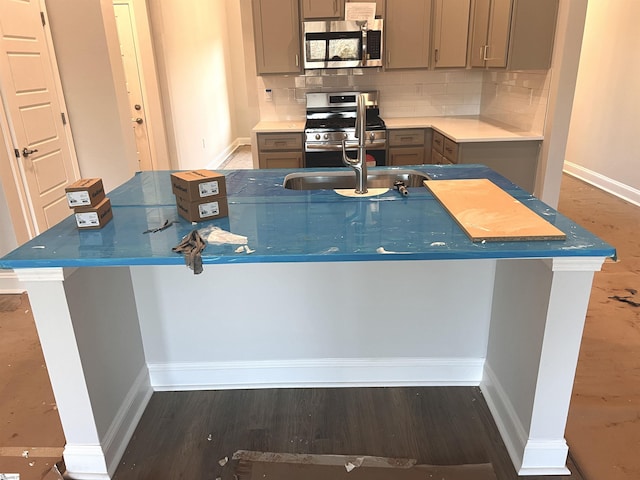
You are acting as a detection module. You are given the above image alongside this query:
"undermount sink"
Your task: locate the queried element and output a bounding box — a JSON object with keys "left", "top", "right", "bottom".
{"left": 283, "top": 169, "right": 431, "bottom": 191}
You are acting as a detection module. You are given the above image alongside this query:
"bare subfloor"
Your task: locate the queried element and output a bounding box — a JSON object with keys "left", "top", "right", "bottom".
{"left": 1, "top": 168, "right": 638, "bottom": 479}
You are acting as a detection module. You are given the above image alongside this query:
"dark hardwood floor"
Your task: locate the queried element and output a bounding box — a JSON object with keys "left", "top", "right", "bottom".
{"left": 113, "top": 387, "right": 586, "bottom": 480}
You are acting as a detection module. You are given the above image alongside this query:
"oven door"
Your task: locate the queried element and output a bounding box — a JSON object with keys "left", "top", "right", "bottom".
{"left": 305, "top": 147, "right": 386, "bottom": 168}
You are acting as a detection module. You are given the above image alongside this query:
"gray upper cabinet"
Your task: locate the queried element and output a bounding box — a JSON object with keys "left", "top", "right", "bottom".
{"left": 385, "top": 0, "right": 432, "bottom": 70}
{"left": 507, "top": 0, "right": 558, "bottom": 70}
{"left": 252, "top": 0, "right": 302, "bottom": 75}
{"left": 470, "top": 0, "right": 558, "bottom": 70}
{"left": 301, "top": 0, "right": 344, "bottom": 19}
{"left": 432, "top": 0, "right": 471, "bottom": 68}
{"left": 469, "top": 0, "right": 511, "bottom": 68}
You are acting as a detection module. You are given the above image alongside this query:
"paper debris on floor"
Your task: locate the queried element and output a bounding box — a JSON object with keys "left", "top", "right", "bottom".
{"left": 232, "top": 450, "right": 497, "bottom": 480}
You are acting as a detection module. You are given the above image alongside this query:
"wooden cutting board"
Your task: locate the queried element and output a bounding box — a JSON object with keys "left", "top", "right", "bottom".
{"left": 423, "top": 179, "right": 566, "bottom": 242}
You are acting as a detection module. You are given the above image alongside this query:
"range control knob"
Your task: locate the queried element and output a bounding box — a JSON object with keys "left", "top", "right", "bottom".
{"left": 324, "top": 134, "right": 330, "bottom": 140}
{"left": 369, "top": 132, "right": 376, "bottom": 140}
{"left": 315, "top": 134, "right": 321, "bottom": 140}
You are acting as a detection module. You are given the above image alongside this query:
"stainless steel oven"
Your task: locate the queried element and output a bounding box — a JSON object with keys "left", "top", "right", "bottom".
{"left": 304, "top": 91, "right": 386, "bottom": 168}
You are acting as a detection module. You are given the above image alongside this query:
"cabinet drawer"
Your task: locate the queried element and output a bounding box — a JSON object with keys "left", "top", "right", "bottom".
{"left": 257, "top": 133, "right": 303, "bottom": 151}
{"left": 259, "top": 151, "right": 303, "bottom": 169}
{"left": 388, "top": 147, "right": 425, "bottom": 166}
{"left": 431, "top": 148, "right": 452, "bottom": 165}
{"left": 389, "top": 129, "right": 425, "bottom": 147}
{"left": 443, "top": 137, "right": 458, "bottom": 163}
{"left": 432, "top": 131, "right": 445, "bottom": 154}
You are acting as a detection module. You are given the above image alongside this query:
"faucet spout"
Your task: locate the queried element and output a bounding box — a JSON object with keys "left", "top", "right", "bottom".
{"left": 341, "top": 93, "right": 368, "bottom": 194}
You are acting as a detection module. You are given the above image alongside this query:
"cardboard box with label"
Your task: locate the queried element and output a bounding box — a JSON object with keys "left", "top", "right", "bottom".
{"left": 171, "top": 170, "right": 227, "bottom": 202}
{"left": 74, "top": 197, "right": 113, "bottom": 229}
{"left": 65, "top": 178, "right": 105, "bottom": 208}
{"left": 175, "top": 195, "right": 229, "bottom": 223}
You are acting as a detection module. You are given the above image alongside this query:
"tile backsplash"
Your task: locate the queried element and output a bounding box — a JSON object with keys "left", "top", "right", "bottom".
{"left": 256, "top": 68, "right": 550, "bottom": 134}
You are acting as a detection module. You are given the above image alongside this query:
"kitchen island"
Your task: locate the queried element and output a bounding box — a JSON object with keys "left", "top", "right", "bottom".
{"left": 0, "top": 165, "right": 614, "bottom": 479}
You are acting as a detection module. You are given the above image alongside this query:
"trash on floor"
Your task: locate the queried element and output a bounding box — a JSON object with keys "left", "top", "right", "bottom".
{"left": 231, "top": 450, "right": 497, "bottom": 480}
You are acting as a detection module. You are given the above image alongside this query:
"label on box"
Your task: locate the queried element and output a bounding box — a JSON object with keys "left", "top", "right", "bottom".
{"left": 199, "top": 180, "right": 219, "bottom": 197}
{"left": 67, "top": 191, "right": 91, "bottom": 207}
{"left": 198, "top": 201, "right": 220, "bottom": 218}
{"left": 75, "top": 211, "right": 100, "bottom": 228}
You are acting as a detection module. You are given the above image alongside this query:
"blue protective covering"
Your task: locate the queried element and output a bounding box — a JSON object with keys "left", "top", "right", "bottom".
{"left": 0, "top": 165, "right": 616, "bottom": 269}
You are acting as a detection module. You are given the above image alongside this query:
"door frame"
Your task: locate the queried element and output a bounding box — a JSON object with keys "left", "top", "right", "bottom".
{"left": 112, "top": 0, "right": 170, "bottom": 170}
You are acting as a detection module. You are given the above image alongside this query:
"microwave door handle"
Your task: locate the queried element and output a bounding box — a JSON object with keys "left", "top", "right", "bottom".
{"left": 361, "top": 30, "right": 367, "bottom": 66}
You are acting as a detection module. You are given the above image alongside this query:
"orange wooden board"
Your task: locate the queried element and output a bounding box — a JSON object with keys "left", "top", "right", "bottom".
{"left": 423, "top": 179, "right": 566, "bottom": 242}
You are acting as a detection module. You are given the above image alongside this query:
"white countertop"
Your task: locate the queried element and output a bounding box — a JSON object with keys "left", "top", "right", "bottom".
{"left": 253, "top": 116, "right": 543, "bottom": 143}
{"left": 384, "top": 116, "right": 543, "bottom": 142}
{"left": 253, "top": 120, "right": 306, "bottom": 133}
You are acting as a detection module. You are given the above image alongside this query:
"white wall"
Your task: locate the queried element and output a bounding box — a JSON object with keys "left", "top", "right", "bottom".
{"left": 45, "top": 0, "right": 138, "bottom": 193}
{"left": 564, "top": 0, "right": 640, "bottom": 205}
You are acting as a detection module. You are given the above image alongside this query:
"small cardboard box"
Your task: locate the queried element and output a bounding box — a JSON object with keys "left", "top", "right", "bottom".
{"left": 74, "top": 197, "right": 113, "bottom": 229}
{"left": 65, "top": 178, "right": 105, "bottom": 208}
{"left": 171, "top": 170, "right": 227, "bottom": 202}
{"left": 175, "top": 195, "right": 229, "bottom": 223}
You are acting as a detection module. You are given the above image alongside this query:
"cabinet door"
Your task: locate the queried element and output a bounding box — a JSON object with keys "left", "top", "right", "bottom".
{"left": 433, "top": 0, "right": 471, "bottom": 68}
{"left": 302, "top": 0, "right": 344, "bottom": 19}
{"left": 507, "top": 0, "right": 558, "bottom": 70}
{"left": 470, "top": 0, "right": 511, "bottom": 68}
{"left": 252, "top": 0, "right": 301, "bottom": 74}
{"left": 385, "top": 0, "right": 432, "bottom": 69}
{"left": 389, "top": 147, "right": 425, "bottom": 166}
{"left": 260, "top": 152, "right": 303, "bottom": 169}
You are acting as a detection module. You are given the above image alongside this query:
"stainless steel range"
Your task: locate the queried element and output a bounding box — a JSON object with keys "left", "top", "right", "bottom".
{"left": 304, "top": 91, "right": 386, "bottom": 168}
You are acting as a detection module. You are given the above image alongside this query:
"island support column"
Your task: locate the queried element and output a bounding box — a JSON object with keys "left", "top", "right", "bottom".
{"left": 481, "top": 256, "right": 605, "bottom": 476}
{"left": 16, "top": 267, "right": 152, "bottom": 480}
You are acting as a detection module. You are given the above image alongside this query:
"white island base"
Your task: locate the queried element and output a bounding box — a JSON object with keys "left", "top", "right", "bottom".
{"left": 17, "top": 256, "right": 603, "bottom": 479}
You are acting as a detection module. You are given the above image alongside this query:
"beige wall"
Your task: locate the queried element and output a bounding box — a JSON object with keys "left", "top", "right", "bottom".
{"left": 46, "top": 0, "right": 138, "bottom": 193}
{"left": 148, "top": 0, "right": 249, "bottom": 170}
{"left": 564, "top": 0, "right": 640, "bottom": 205}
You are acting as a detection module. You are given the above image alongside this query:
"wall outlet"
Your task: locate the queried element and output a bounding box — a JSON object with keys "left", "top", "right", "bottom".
{"left": 264, "top": 89, "right": 273, "bottom": 102}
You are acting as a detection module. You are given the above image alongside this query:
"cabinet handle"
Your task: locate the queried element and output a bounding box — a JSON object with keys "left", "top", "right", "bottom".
{"left": 434, "top": 48, "right": 440, "bottom": 63}
{"left": 445, "top": 147, "right": 453, "bottom": 153}
{"left": 483, "top": 45, "right": 490, "bottom": 61}
{"left": 386, "top": 51, "right": 390, "bottom": 65}
{"left": 333, "top": 0, "right": 338, "bottom": 14}
{"left": 295, "top": 54, "right": 299, "bottom": 67}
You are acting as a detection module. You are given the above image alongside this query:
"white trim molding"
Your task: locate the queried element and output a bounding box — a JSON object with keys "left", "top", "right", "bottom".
{"left": 0, "top": 269, "right": 24, "bottom": 293}
{"left": 564, "top": 161, "right": 640, "bottom": 207}
{"left": 149, "top": 357, "right": 485, "bottom": 391}
{"left": 103, "top": 366, "right": 153, "bottom": 476}
{"left": 62, "top": 445, "right": 109, "bottom": 480}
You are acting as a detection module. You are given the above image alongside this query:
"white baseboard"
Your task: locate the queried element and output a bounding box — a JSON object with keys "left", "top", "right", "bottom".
{"left": 0, "top": 269, "right": 24, "bottom": 294}
{"left": 564, "top": 161, "right": 640, "bottom": 207}
{"left": 481, "top": 365, "right": 570, "bottom": 476}
{"left": 103, "top": 366, "right": 153, "bottom": 476}
{"left": 207, "top": 137, "right": 252, "bottom": 169}
{"left": 148, "top": 357, "right": 485, "bottom": 391}
{"left": 62, "top": 367, "right": 152, "bottom": 479}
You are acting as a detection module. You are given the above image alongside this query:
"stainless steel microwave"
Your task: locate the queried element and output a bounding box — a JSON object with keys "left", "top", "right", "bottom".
{"left": 303, "top": 20, "right": 383, "bottom": 69}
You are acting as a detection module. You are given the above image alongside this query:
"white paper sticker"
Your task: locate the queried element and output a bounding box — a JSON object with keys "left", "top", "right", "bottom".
{"left": 199, "top": 180, "right": 219, "bottom": 197}
{"left": 345, "top": 3, "right": 376, "bottom": 23}
{"left": 75, "top": 211, "right": 100, "bottom": 228}
{"left": 198, "top": 201, "right": 219, "bottom": 218}
{"left": 67, "top": 191, "right": 91, "bottom": 206}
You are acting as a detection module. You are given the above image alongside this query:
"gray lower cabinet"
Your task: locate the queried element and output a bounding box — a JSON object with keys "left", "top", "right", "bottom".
{"left": 388, "top": 129, "right": 431, "bottom": 165}
{"left": 257, "top": 133, "right": 304, "bottom": 169}
{"left": 434, "top": 132, "right": 540, "bottom": 192}
{"left": 252, "top": 0, "right": 302, "bottom": 74}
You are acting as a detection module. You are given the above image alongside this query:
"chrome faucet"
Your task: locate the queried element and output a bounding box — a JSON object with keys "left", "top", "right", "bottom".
{"left": 342, "top": 93, "right": 368, "bottom": 194}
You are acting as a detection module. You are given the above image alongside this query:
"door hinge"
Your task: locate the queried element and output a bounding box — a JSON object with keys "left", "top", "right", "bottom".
{"left": 14, "top": 148, "right": 20, "bottom": 158}
{"left": 61, "top": 112, "right": 67, "bottom": 125}
{"left": 40, "top": 11, "right": 46, "bottom": 27}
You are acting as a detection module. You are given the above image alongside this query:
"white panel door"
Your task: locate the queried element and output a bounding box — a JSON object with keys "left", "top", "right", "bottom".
{"left": 0, "top": 0, "right": 79, "bottom": 233}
